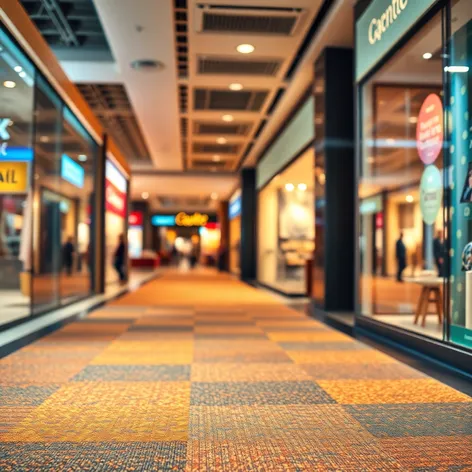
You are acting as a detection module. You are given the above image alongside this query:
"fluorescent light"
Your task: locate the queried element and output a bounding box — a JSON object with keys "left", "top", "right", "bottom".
{"left": 423, "top": 52, "right": 433, "bottom": 60}
{"left": 285, "top": 183, "right": 295, "bottom": 192}
{"left": 212, "top": 155, "right": 221, "bottom": 162}
{"left": 3, "top": 80, "right": 16, "bottom": 88}
{"left": 406, "top": 195, "right": 414, "bottom": 203}
{"left": 141, "top": 192, "right": 149, "bottom": 200}
{"left": 386, "top": 138, "right": 396, "bottom": 145}
{"left": 222, "top": 114, "right": 234, "bottom": 122}
{"left": 298, "top": 183, "right": 307, "bottom": 191}
{"left": 210, "top": 192, "right": 218, "bottom": 200}
{"left": 78, "top": 154, "right": 87, "bottom": 162}
{"left": 217, "top": 137, "right": 227, "bottom": 144}
{"left": 229, "top": 83, "right": 243, "bottom": 91}
{"left": 14, "top": 65, "right": 22, "bottom": 72}
{"left": 236, "top": 44, "right": 255, "bottom": 54}
{"left": 409, "top": 116, "right": 418, "bottom": 124}
{"left": 444, "top": 66, "right": 469, "bottom": 73}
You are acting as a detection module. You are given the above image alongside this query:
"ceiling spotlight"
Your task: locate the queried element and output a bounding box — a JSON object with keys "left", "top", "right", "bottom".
{"left": 298, "top": 183, "right": 307, "bottom": 191}
{"left": 386, "top": 138, "right": 396, "bottom": 145}
{"left": 78, "top": 154, "right": 87, "bottom": 162}
{"left": 212, "top": 155, "right": 221, "bottom": 162}
{"left": 423, "top": 52, "right": 433, "bottom": 60}
{"left": 14, "top": 65, "right": 22, "bottom": 72}
{"left": 444, "top": 65, "right": 470, "bottom": 73}
{"left": 406, "top": 195, "right": 414, "bottom": 203}
{"left": 237, "top": 44, "right": 255, "bottom": 54}
{"left": 142, "top": 192, "right": 149, "bottom": 200}
{"left": 409, "top": 116, "right": 418, "bottom": 124}
{"left": 210, "top": 192, "right": 218, "bottom": 200}
{"left": 19, "top": 71, "right": 26, "bottom": 78}
{"left": 285, "top": 183, "right": 295, "bottom": 192}
{"left": 217, "top": 137, "right": 227, "bottom": 144}
{"left": 3, "top": 80, "right": 16, "bottom": 88}
{"left": 222, "top": 114, "right": 234, "bottom": 122}
{"left": 367, "top": 157, "right": 375, "bottom": 164}
{"left": 39, "top": 136, "right": 49, "bottom": 143}
{"left": 229, "top": 83, "right": 243, "bottom": 91}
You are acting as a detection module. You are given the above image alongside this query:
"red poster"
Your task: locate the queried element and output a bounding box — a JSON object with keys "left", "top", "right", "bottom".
{"left": 105, "top": 179, "right": 127, "bottom": 218}
{"left": 416, "top": 94, "right": 444, "bottom": 165}
{"left": 129, "top": 211, "right": 143, "bottom": 226}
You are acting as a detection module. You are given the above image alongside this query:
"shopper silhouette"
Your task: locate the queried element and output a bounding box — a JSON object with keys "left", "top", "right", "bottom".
{"left": 62, "top": 236, "right": 75, "bottom": 276}
{"left": 114, "top": 234, "right": 126, "bottom": 284}
{"left": 395, "top": 232, "right": 406, "bottom": 282}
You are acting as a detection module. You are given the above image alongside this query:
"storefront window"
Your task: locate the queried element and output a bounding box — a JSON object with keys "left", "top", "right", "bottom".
{"left": 257, "top": 149, "right": 314, "bottom": 295}
{"left": 359, "top": 10, "right": 445, "bottom": 339}
{"left": 0, "top": 28, "right": 35, "bottom": 326}
{"left": 448, "top": 0, "right": 472, "bottom": 349}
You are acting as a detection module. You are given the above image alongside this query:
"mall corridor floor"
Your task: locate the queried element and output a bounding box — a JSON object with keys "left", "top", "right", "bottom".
{"left": 0, "top": 272, "right": 471, "bottom": 471}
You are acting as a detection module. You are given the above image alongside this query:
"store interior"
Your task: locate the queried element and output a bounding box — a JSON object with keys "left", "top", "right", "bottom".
{"left": 258, "top": 149, "right": 315, "bottom": 295}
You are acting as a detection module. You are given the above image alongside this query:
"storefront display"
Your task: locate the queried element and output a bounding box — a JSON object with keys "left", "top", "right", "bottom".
{"left": 257, "top": 149, "right": 314, "bottom": 295}
{"left": 356, "top": 0, "right": 472, "bottom": 363}
{"left": 229, "top": 190, "right": 241, "bottom": 275}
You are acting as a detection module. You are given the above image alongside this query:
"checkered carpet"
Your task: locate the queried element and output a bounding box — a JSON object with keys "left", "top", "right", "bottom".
{"left": 0, "top": 273, "right": 471, "bottom": 471}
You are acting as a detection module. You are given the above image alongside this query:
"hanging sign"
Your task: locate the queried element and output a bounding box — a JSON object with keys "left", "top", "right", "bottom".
{"left": 0, "top": 161, "right": 29, "bottom": 194}
{"left": 417, "top": 94, "right": 444, "bottom": 164}
{"left": 420, "top": 165, "right": 442, "bottom": 225}
{"left": 176, "top": 212, "right": 209, "bottom": 227}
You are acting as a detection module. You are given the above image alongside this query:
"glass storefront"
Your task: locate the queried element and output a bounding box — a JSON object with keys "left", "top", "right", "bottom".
{"left": 0, "top": 24, "right": 99, "bottom": 328}
{"left": 257, "top": 149, "right": 315, "bottom": 295}
{"left": 357, "top": 0, "right": 472, "bottom": 353}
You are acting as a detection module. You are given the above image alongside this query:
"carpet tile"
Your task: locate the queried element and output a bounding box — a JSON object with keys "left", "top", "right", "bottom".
{"left": 191, "top": 381, "right": 335, "bottom": 406}
{"left": 0, "top": 271, "right": 469, "bottom": 471}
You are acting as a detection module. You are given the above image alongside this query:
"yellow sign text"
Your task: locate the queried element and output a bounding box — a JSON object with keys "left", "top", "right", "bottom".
{"left": 175, "top": 212, "right": 209, "bottom": 227}
{"left": 0, "top": 161, "right": 29, "bottom": 193}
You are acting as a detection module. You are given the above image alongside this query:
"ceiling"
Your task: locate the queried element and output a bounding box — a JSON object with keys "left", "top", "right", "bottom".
{"left": 19, "top": 0, "right": 355, "bottom": 210}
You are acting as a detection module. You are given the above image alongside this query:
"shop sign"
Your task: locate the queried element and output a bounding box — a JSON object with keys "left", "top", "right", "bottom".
{"left": 419, "top": 165, "right": 442, "bottom": 225}
{"left": 129, "top": 211, "right": 143, "bottom": 226}
{"left": 417, "top": 94, "right": 444, "bottom": 164}
{"left": 105, "top": 179, "right": 126, "bottom": 218}
{"left": 356, "top": 0, "right": 437, "bottom": 81}
{"left": 61, "top": 154, "right": 84, "bottom": 188}
{"left": 151, "top": 215, "right": 177, "bottom": 227}
{"left": 176, "top": 212, "right": 209, "bottom": 227}
{"left": 229, "top": 195, "right": 241, "bottom": 220}
{"left": 0, "top": 161, "right": 29, "bottom": 194}
{"left": 106, "top": 160, "right": 127, "bottom": 193}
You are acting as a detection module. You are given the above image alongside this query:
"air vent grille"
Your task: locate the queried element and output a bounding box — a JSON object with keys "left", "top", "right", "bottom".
{"left": 194, "top": 122, "right": 252, "bottom": 136}
{"left": 198, "top": 57, "right": 281, "bottom": 76}
{"left": 192, "top": 159, "right": 227, "bottom": 168}
{"left": 193, "top": 142, "right": 240, "bottom": 154}
{"left": 179, "top": 85, "right": 188, "bottom": 114}
{"left": 194, "top": 89, "right": 268, "bottom": 111}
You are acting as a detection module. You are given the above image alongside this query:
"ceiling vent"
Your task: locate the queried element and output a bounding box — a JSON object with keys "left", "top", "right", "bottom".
{"left": 198, "top": 56, "right": 281, "bottom": 76}
{"left": 192, "top": 159, "right": 227, "bottom": 169}
{"left": 195, "top": 4, "right": 305, "bottom": 36}
{"left": 194, "top": 88, "right": 268, "bottom": 111}
{"left": 193, "top": 142, "right": 240, "bottom": 154}
{"left": 194, "top": 122, "right": 252, "bottom": 136}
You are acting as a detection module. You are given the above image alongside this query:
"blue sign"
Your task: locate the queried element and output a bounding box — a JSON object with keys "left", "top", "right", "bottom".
{"left": 61, "top": 154, "right": 84, "bottom": 188}
{"left": 356, "top": 0, "right": 437, "bottom": 81}
{"left": 229, "top": 196, "right": 241, "bottom": 220}
{"left": 151, "top": 215, "right": 176, "bottom": 226}
{"left": 0, "top": 146, "right": 33, "bottom": 162}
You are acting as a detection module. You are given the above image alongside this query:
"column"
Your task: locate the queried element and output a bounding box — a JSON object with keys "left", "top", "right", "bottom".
{"left": 218, "top": 201, "right": 230, "bottom": 271}
{"left": 240, "top": 168, "right": 257, "bottom": 281}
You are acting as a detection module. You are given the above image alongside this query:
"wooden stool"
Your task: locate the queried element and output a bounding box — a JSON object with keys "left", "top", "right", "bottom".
{"left": 414, "top": 284, "right": 443, "bottom": 327}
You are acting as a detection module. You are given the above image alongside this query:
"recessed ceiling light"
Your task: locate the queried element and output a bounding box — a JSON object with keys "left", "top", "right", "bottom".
{"left": 423, "top": 52, "right": 433, "bottom": 60}
{"left": 19, "top": 71, "right": 26, "bottom": 78}
{"left": 142, "top": 192, "right": 149, "bottom": 200}
{"left": 222, "top": 114, "right": 234, "bottom": 122}
{"left": 14, "top": 65, "right": 22, "bottom": 72}
{"left": 444, "top": 65, "right": 469, "bottom": 73}
{"left": 229, "top": 83, "right": 243, "bottom": 91}
{"left": 217, "top": 137, "right": 227, "bottom": 144}
{"left": 298, "top": 183, "right": 307, "bottom": 191}
{"left": 406, "top": 195, "right": 414, "bottom": 203}
{"left": 212, "top": 155, "right": 221, "bottom": 162}
{"left": 386, "top": 138, "right": 396, "bottom": 145}
{"left": 39, "top": 136, "right": 49, "bottom": 143}
{"left": 409, "top": 116, "right": 418, "bottom": 124}
{"left": 210, "top": 192, "right": 218, "bottom": 200}
{"left": 78, "top": 154, "right": 87, "bottom": 162}
{"left": 3, "top": 80, "right": 16, "bottom": 88}
{"left": 367, "top": 157, "right": 375, "bottom": 164}
{"left": 285, "top": 183, "right": 295, "bottom": 192}
{"left": 236, "top": 43, "right": 255, "bottom": 54}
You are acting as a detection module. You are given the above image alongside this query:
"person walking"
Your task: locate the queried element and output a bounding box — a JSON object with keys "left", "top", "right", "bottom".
{"left": 114, "top": 234, "right": 126, "bottom": 284}
{"left": 395, "top": 232, "right": 406, "bottom": 282}
{"left": 62, "top": 236, "right": 75, "bottom": 276}
{"left": 433, "top": 230, "right": 445, "bottom": 277}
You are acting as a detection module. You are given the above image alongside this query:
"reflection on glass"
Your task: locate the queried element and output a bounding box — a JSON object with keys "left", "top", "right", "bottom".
{"left": 258, "top": 150, "right": 314, "bottom": 295}
{"left": 359, "top": 11, "right": 445, "bottom": 340}
{"left": 0, "top": 28, "right": 35, "bottom": 327}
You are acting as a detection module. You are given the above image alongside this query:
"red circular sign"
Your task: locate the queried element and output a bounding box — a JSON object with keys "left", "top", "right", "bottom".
{"left": 416, "top": 93, "right": 444, "bottom": 165}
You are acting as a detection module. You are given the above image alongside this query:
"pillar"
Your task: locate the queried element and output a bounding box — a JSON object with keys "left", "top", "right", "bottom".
{"left": 240, "top": 168, "right": 257, "bottom": 281}
{"left": 218, "top": 201, "right": 230, "bottom": 271}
